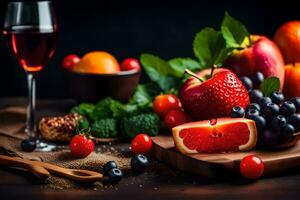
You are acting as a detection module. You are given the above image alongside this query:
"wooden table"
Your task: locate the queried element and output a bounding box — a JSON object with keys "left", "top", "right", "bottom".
{"left": 0, "top": 97, "right": 300, "bottom": 200}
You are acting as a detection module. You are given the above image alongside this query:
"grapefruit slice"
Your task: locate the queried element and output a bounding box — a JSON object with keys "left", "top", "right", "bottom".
{"left": 172, "top": 118, "right": 257, "bottom": 154}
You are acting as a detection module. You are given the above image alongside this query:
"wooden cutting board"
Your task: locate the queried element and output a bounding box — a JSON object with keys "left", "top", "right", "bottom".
{"left": 152, "top": 136, "right": 300, "bottom": 178}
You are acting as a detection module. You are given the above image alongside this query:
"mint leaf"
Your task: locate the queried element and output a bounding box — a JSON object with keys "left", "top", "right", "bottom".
{"left": 168, "top": 58, "right": 202, "bottom": 77}
{"left": 221, "top": 12, "right": 250, "bottom": 48}
{"left": 140, "top": 54, "right": 179, "bottom": 92}
{"left": 193, "top": 27, "right": 231, "bottom": 68}
{"left": 259, "top": 77, "right": 280, "bottom": 97}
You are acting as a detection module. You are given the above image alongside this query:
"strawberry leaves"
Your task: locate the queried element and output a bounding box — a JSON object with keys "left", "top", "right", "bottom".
{"left": 168, "top": 57, "right": 202, "bottom": 76}
{"left": 140, "top": 54, "right": 179, "bottom": 92}
{"left": 221, "top": 12, "right": 250, "bottom": 48}
{"left": 193, "top": 27, "right": 232, "bottom": 68}
{"left": 140, "top": 12, "right": 251, "bottom": 93}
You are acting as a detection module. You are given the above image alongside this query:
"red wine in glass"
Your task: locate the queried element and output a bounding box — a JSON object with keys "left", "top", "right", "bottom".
{"left": 3, "top": 25, "right": 57, "bottom": 72}
{"left": 3, "top": 1, "right": 57, "bottom": 151}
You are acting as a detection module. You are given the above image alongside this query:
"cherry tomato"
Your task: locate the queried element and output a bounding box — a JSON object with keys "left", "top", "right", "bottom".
{"left": 240, "top": 155, "right": 264, "bottom": 179}
{"left": 131, "top": 133, "right": 152, "bottom": 155}
{"left": 153, "top": 94, "right": 181, "bottom": 117}
{"left": 164, "top": 109, "right": 191, "bottom": 129}
{"left": 62, "top": 54, "right": 80, "bottom": 70}
{"left": 120, "top": 58, "right": 141, "bottom": 71}
{"left": 69, "top": 135, "right": 94, "bottom": 158}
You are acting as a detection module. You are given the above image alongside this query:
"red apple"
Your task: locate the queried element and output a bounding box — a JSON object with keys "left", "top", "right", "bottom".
{"left": 283, "top": 63, "right": 300, "bottom": 98}
{"left": 225, "top": 35, "right": 285, "bottom": 88}
{"left": 179, "top": 68, "right": 250, "bottom": 120}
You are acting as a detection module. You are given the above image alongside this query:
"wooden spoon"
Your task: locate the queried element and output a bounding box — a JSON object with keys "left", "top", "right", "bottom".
{"left": 0, "top": 155, "right": 50, "bottom": 179}
{"left": 0, "top": 155, "right": 103, "bottom": 182}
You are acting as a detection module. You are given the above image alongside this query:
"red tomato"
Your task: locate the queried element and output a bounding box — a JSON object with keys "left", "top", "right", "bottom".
{"left": 62, "top": 54, "right": 80, "bottom": 70}
{"left": 69, "top": 135, "right": 94, "bottom": 158}
{"left": 240, "top": 155, "right": 264, "bottom": 179}
{"left": 120, "top": 58, "right": 141, "bottom": 71}
{"left": 131, "top": 133, "right": 152, "bottom": 155}
{"left": 153, "top": 94, "right": 181, "bottom": 117}
{"left": 164, "top": 109, "right": 191, "bottom": 129}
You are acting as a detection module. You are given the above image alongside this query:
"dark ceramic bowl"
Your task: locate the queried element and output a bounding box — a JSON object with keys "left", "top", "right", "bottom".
{"left": 64, "top": 69, "right": 141, "bottom": 103}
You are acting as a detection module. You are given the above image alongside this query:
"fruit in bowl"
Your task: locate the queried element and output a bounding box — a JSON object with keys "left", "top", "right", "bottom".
{"left": 72, "top": 51, "right": 120, "bottom": 74}
{"left": 120, "top": 58, "right": 141, "bottom": 71}
{"left": 225, "top": 35, "right": 285, "bottom": 88}
{"left": 62, "top": 54, "right": 80, "bottom": 70}
{"left": 179, "top": 68, "right": 250, "bottom": 120}
{"left": 62, "top": 51, "right": 141, "bottom": 102}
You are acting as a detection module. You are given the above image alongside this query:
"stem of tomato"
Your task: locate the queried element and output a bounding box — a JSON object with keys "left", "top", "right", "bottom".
{"left": 184, "top": 69, "right": 204, "bottom": 82}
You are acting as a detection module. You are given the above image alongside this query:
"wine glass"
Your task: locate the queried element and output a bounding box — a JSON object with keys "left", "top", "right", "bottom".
{"left": 3, "top": 1, "right": 57, "bottom": 151}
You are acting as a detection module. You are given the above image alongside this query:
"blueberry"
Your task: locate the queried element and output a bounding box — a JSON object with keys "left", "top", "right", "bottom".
{"left": 240, "top": 76, "right": 253, "bottom": 91}
{"left": 262, "top": 129, "right": 279, "bottom": 147}
{"left": 280, "top": 124, "right": 295, "bottom": 140}
{"left": 246, "top": 103, "right": 261, "bottom": 112}
{"left": 289, "top": 113, "right": 300, "bottom": 132}
{"left": 252, "top": 115, "right": 266, "bottom": 134}
{"left": 245, "top": 109, "right": 260, "bottom": 119}
{"left": 251, "top": 72, "right": 265, "bottom": 88}
{"left": 258, "top": 97, "right": 272, "bottom": 107}
{"left": 249, "top": 89, "right": 264, "bottom": 103}
{"left": 290, "top": 97, "right": 300, "bottom": 112}
{"left": 103, "top": 161, "right": 118, "bottom": 174}
{"left": 230, "top": 106, "right": 245, "bottom": 118}
{"left": 20, "top": 139, "right": 36, "bottom": 152}
{"left": 104, "top": 168, "right": 123, "bottom": 185}
{"left": 262, "top": 102, "right": 279, "bottom": 119}
{"left": 270, "top": 115, "right": 287, "bottom": 132}
{"left": 279, "top": 101, "right": 296, "bottom": 117}
{"left": 270, "top": 91, "right": 284, "bottom": 105}
{"left": 131, "top": 154, "right": 149, "bottom": 174}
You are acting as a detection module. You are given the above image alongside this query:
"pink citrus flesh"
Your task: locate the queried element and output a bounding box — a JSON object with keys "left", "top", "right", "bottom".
{"left": 172, "top": 118, "right": 257, "bottom": 154}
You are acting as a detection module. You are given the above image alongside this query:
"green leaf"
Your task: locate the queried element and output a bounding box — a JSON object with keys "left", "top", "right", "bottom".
{"left": 140, "top": 54, "right": 179, "bottom": 92}
{"left": 168, "top": 58, "right": 202, "bottom": 77}
{"left": 259, "top": 77, "right": 280, "bottom": 97}
{"left": 193, "top": 27, "right": 231, "bottom": 68}
{"left": 70, "top": 103, "right": 95, "bottom": 118}
{"left": 90, "top": 98, "right": 115, "bottom": 120}
{"left": 130, "top": 84, "right": 152, "bottom": 107}
{"left": 221, "top": 12, "right": 250, "bottom": 48}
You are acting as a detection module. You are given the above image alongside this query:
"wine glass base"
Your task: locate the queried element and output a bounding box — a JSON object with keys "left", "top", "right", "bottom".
{"left": 35, "top": 140, "right": 56, "bottom": 152}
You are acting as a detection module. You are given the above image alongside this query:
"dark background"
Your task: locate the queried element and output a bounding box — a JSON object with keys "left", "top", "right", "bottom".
{"left": 0, "top": 0, "right": 299, "bottom": 99}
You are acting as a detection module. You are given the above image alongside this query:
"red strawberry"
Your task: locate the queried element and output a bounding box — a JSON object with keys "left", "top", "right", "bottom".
{"left": 179, "top": 68, "right": 250, "bottom": 120}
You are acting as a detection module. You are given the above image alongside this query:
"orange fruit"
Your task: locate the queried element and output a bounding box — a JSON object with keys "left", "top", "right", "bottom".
{"left": 283, "top": 63, "right": 300, "bottom": 98}
{"left": 73, "top": 51, "right": 120, "bottom": 74}
{"left": 274, "top": 21, "right": 300, "bottom": 63}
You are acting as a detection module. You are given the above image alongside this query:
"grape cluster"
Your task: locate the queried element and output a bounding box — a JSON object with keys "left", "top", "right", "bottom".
{"left": 230, "top": 72, "right": 300, "bottom": 148}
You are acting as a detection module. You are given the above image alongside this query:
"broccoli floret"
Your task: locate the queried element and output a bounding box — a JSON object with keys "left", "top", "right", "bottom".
{"left": 91, "top": 118, "right": 119, "bottom": 138}
{"left": 121, "top": 113, "right": 160, "bottom": 138}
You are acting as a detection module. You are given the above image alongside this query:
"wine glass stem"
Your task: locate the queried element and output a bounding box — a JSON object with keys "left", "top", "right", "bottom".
{"left": 26, "top": 73, "right": 36, "bottom": 138}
